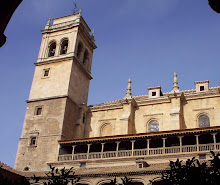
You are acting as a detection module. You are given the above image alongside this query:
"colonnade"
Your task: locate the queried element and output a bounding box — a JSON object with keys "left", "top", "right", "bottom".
{"left": 68, "top": 133, "right": 218, "bottom": 158}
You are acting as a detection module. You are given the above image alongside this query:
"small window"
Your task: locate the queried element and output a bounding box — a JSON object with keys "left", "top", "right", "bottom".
{"left": 138, "top": 163, "right": 143, "bottom": 168}
{"left": 152, "top": 92, "right": 156, "bottom": 96}
{"left": 30, "top": 137, "right": 37, "bottom": 146}
{"left": 199, "top": 154, "right": 206, "bottom": 160}
{"left": 137, "top": 162, "right": 149, "bottom": 168}
{"left": 24, "top": 167, "right": 29, "bottom": 171}
{"left": 80, "top": 163, "right": 86, "bottom": 167}
{"left": 35, "top": 107, "right": 42, "bottom": 116}
{"left": 82, "top": 113, "right": 86, "bottom": 124}
{"left": 48, "top": 42, "right": 56, "bottom": 57}
{"left": 200, "top": 86, "right": 205, "bottom": 91}
{"left": 43, "top": 69, "right": 50, "bottom": 77}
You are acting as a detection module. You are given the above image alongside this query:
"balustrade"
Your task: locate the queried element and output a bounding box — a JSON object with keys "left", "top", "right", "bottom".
{"left": 102, "top": 151, "right": 117, "bottom": 158}
{"left": 165, "top": 146, "right": 180, "bottom": 154}
{"left": 182, "top": 145, "right": 197, "bottom": 153}
{"left": 133, "top": 149, "right": 148, "bottom": 156}
{"left": 72, "top": 153, "right": 87, "bottom": 160}
{"left": 199, "top": 144, "right": 214, "bottom": 151}
{"left": 216, "top": 143, "right": 220, "bottom": 150}
{"left": 58, "top": 142, "right": 220, "bottom": 162}
{"left": 118, "top": 150, "right": 132, "bottom": 157}
{"left": 58, "top": 154, "right": 72, "bottom": 161}
{"left": 88, "top": 152, "right": 102, "bottom": 159}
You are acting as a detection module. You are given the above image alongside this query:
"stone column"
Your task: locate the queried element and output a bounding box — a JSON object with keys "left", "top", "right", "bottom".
{"left": 162, "top": 138, "right": 167, "bottom": 154}
{"left": 72, "top": 145, "right": 76, "bottom": 160}
{"left": 87, "top": 144, "right": 91, "bottom": 159}
{"left": 212, "top": 133, "right": 217, "bottom": 150}
{"left": 131, "top": 140, "right": 135, "bottom": 156}
{"left": 101, "top": 143, "right": 105, "bottom": 158}
{"left": 195, "top": 135, "right": 199, "bottom": 152}
{"left": 178, "top": 136, "right": 183, "bottom": 153}
{"left": 55, "top": 43, "right": 61, "bottom": 57}
{"left": 116, "top": 141, "right": 120, "bottom": 157}
{"left": 147, "top": 139, "right": 150, "bottom": 155}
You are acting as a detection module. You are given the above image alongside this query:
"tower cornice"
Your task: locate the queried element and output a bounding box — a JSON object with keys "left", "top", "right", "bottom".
{"left": 35, "top": 56, "right": 93, "bottom": 80}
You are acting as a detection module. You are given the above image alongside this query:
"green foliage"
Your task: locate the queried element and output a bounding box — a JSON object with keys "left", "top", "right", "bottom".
{"left": 32, "top": 165, "right": 80, "bottom": 185}
{"left": 150, "top": 151, "right": 220, "bottom": 185}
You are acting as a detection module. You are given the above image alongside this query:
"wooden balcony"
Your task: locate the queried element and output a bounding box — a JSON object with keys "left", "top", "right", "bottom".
{"left": 58, "top": 143, "right": 220, "bottom": 162}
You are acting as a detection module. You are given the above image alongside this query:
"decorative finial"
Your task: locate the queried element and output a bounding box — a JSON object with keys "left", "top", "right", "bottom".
{"left": 124, "top": 78, "right": 132, "bottom": 99}
{"left": 172, "top": 72, "right": 180, "bottom": 92}
{"left": 73, "top": 2, "right": 80, "bottom": 14}
{"left": 92, "top": 30, "right": 95, "bottom": 37}
{"left": 45, "top": 17, "right": 52, "bottom": 29}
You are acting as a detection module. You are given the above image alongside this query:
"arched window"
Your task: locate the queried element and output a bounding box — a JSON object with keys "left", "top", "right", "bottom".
{"left": 83, "top": 49, "right": 89, "bottom": 65}
{"left": 77, "top": 42, "right": 83, "bottom": 58}
{"left": 199, "top": 114, "right": 210, "bottom": 128}
{"left": 48, "top": 41, "right": 56, "bottom": 57}
{"left": 148, "top": 120, "right": 159, "bottom": 132}
{"left": 60, "top": 39, "right": 68, "bottom": 55}
{"left": 100, "top": 123, "right": 112, "bottom": 136}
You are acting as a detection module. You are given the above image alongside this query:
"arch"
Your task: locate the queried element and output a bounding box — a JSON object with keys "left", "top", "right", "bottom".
{"left": 83, "top": 49, "right": 89, "bottom": 65}
{"left": 129, "top": 178, "right": 145, "bottom": 185}
{"left": 147, "top": 119, "right": 159, "bottom": 132}
{"left": 198, "top": 113, "right": 210, "bottom": 128}
{"left": 100, "top": 123, "right": 112, "bottom": 136}
{"left": 96, "top": 179, "right": 114, "bottom": 185}
{"left": 76, "top": 180, "right": 92, "bottom": 185}
{"left": 97, "top": 178, "right": 145, "bottom": 185}
{"left": 60, "top": 38, "right": 69, "bottom": 55}
{"left": 76, "top": 42, "right": 83, "bottom": 58}
{"left": 48, "top": 41, "right": 56, "bottom": 57}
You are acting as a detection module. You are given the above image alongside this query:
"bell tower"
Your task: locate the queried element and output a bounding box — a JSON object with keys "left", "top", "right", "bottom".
{"left": 15, "top": 11, "right": 97, "bottom": 171}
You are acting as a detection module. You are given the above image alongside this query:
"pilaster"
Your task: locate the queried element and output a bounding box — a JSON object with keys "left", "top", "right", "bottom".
{"left": 120, "top": 98, "right": 136, "bottom": 135}
{"left": 169, "top": 93, "right": 183, "bottom": 130}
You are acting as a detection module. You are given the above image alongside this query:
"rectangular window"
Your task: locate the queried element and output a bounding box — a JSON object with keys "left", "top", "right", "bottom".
{"left": 138, "top": 163, "right": 143, "bottom": 168}
{"left": 152, "top": 92, "right": 156, "bottom": 96}
{"left": 200, "top": 86, "right": 205, "bottom": 91}
{"left": 43, "top": 69, "right": 50, "bottom": 78}
{"left": 199, "top": 154, "right": 206, "bottom": 160}
{"left": 80, "top": 163, "right": 86, "bottom": 167}
{"left": 83, "top": 113, "right": 86, "bottom": 124}
{"left": 35, "top": 107, "right": 42, "bottom": 116}
{"left": 30, "top": 137, "right": 37, "bottom": 146}
{"left": 44, "top": 69, "right": 49, "bottom": 77}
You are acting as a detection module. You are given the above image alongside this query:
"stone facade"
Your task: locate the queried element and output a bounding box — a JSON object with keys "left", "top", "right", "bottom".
{"left": 15, "top": 11, "right": 220, "bottom": 185}
{"left": 15, "top": 12, "right": 96, "bottom": 172}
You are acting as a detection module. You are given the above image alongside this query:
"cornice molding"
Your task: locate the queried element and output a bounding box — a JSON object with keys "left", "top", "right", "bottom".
{"left": 35, "top": 55, "right": 93, "bottom": 80}
{"left": 59, "top": 126, "right": 220, "bottom": 145}
{"left": 98, "top": 118, "right": 117, "bottom": 122}
{"left": 193, "top": 107, "right": 214, "bottom": 111}
{"left": 143, "top": 113, "right": 163, "bottom": 117}
{"left": 26, "top": 95, "right": 68, "bottom": 103}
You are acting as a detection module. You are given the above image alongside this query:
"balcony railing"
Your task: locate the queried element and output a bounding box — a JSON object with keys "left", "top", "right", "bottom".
{"left": 58, "top": 143, "right": 220, "bottom": 162}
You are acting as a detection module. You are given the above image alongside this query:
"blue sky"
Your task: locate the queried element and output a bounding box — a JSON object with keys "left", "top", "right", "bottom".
{"left": 0, "top": 0, "right": 220, "bottom": 167}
